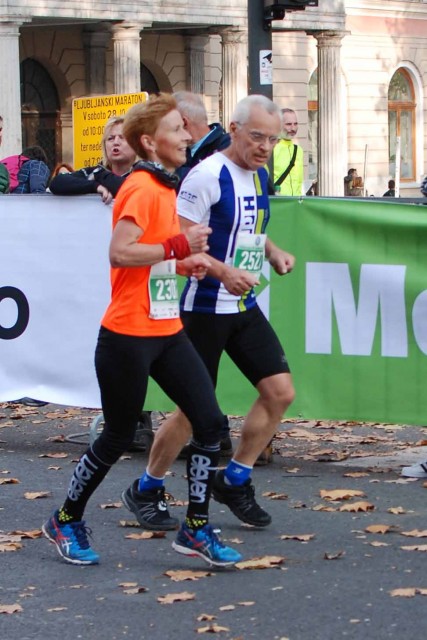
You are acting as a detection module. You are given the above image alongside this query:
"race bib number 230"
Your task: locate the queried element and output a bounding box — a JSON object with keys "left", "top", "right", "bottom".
{"left": 149, "top": 260, "right": 179, "bottom": 320}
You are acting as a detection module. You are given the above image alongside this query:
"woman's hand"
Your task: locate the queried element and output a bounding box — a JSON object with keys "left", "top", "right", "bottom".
{"left": 96, "top": 184, "right": 113, "bottom": 205}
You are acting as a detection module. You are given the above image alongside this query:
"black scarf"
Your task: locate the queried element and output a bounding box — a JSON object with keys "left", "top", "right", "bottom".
{"left": 132, "top": 160, "right": 179, "bottom": 189}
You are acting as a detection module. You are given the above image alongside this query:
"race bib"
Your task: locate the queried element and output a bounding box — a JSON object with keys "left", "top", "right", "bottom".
{"left": 148, "top": 260, "right": 179, "bottom": 320}
{"left": 233, "top": 233, "right": 266, "bottom": 280}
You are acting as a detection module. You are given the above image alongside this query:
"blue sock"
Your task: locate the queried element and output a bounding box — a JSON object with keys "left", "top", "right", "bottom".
{"left": 224, "top": 459, "right": 252, "bottom": 486}
{"left": 138, "top": 470, "right": 164, "bottom": 492}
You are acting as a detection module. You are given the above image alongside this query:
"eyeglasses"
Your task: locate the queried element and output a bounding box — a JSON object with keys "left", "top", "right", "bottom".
{"left": 235, "top": 123, "right": 279, "bottom": 146}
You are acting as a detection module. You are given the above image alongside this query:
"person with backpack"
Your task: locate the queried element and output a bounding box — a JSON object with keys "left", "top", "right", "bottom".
{"left": 2, "top": 145, "right": 51, "bottom": 193}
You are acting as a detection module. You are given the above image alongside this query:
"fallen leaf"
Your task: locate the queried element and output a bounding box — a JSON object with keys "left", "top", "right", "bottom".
{"left": 401, "top": 545, "right": 427, "bottom": 552}
{"left": 196, "top": 624, "right": 230, "bottom": 634}
{"left": 24, "top": 491, "right": 51, "bottom": 500}
{"left": 47, "top": 607, "right": 68, "bottom": 612}
{"left": 236, "top": 555, "right": 284, "bottom": 570}
{"left": 119, "top": 520, "right": 141, "bottom": 528}
{"left": 237, "top": 601, "right": 255, "bottom": 606}
{"left": 320, "top": 489, "right": 366, "bottom": 501}
{"left": 287, "top": 428, "right": 321, "bottom": 441}
{"left": 100, "top": 502, "right": 122, "bottom": 509}
{"left": 324, "top": 551, "right": 345, "bottom": 560}
{"left": 343, "top": 472, "right": 369, "bottom": 478}
{"left": 388, "top": 507, "right": 406, "bottom": 515}
{"left": 0, "top": 477, "right": 20, "bottom": 485}
{"left": 0, "top": 603, "right": 23, "bottom": 614}
{"left": 197, "top": 614, "right": 217, "bottom": 621}
{"left": 123, "top": 586, "right": 149, "bottom": 595}
{"left": 165, "top": 570, "right": 211, "bottom": 582}
{"left": 38, "top": 453, "right": 68, "bottom": 459}
{"left": 0, "top": 542, "right": 23, "bottom": 552}
{"left": 370, "top": 541, "right": 389, "bottom": 547}
{"left": 365, "top": 524, "right": 392, "bottom": 535}
{"left": 262, "top": 491, "right": 288, "bottom": 500}
{"left": 311, "top": 504, "right": 337, "bottom": 512}
{"left": 125, "top": 531, "right": 166, "bottom": 540}
{"left": 157, "top": 592, "right": 196, "bottom": 604}
{"left": 400, "top": 530, "right": 427, "bottom": 538}
{"left": 119, "top": 582, "right": 138, "bottom": 588}
{"left": 219, "top": 605, "right": 235, "bottom": 611}
{"left": 390, "top": 588, "right": 417, "bottom": 597}
{"left": 280, "top": 534, "right": 315, "bottom": 542}
{"left": 8, "top": 529, "right": 42, "bottom": 539}
{"left": 339, "top": 501, "right": 375, "bottom": 512}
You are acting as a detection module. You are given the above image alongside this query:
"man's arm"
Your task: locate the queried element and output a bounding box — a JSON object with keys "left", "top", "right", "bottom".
{"left": 179, "top": 216, "right": 259, "bottom": 295}
{"left": 265, "top": 238, "right": 295, "bottom": 276}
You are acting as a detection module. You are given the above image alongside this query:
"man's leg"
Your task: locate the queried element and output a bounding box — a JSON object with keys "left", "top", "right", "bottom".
{"left": 212, "top": 307, "right": 294, "bottom": 527}
{"left": 121, "top": 408, "right": 189, "bottom": 531}
{"left": 147, "top": 410, "right": 191, "bottom": 477}
{"left": 233, "top": 372, "right": 294, "bottom": 466}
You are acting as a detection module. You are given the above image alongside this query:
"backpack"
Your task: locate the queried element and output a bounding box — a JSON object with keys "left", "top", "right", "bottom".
{"left": 0, "top": 163, "right": 9, "bottom": 194}
{"left": 0, "top": 155, "right": 30, "bottom": 191}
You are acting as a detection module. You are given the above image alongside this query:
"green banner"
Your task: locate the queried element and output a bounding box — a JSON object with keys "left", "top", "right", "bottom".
{"left": 146, "top": 197, "right": 427, "bottom": 426}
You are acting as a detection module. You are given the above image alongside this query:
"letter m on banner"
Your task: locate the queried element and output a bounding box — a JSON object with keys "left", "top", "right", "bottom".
{"left": 305, "top": 263, "right": 408, "bottom": 357}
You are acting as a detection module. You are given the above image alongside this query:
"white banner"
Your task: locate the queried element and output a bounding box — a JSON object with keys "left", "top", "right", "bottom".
{"left": 0, "top": 195, "right": 112, "bottom": 407}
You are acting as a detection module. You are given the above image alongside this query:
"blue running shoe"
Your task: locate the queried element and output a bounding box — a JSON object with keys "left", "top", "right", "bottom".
{"left": 42, "top": 511, "right": 99, "bottom": 565}
{"left": 172, "top": 523, "right": 242, "bottom": 567}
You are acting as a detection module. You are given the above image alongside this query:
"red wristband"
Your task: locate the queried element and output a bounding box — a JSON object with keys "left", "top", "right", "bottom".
{"left": 162, "top": 233, "right": 191, "bottom": 260}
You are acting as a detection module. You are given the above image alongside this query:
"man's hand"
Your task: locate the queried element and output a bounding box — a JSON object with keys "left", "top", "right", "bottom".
{"left": 268, "top": 246, "right": 295, "bottom": 276}
{"left": 96, "top": 184, "right": 113, "bottom": 205}
{"left": 184, "top": 224, "right": 212, "bottom": 254}
{"left": 177, "top": 253, "right": 211, "bottom": 280}
{"left": 222, "top": 266, "right": 259, "bottom": 295}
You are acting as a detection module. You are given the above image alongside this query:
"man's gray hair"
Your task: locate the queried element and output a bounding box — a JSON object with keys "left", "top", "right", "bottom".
{"left": 173, "top": 91, "right": 208, "bottom": 124}
{"left": 231, "top": 95, "right": 281, "bottom": 125}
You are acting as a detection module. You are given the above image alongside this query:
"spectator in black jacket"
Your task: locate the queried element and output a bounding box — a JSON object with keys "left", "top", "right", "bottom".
{"left": 173, "top": 91, "right": 230, "bottom": 187}
{"left": 50, "top": 116, "right": 136, "bottom": 203}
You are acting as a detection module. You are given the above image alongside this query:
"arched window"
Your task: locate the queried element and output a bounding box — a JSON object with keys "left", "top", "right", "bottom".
{"left": 140, "top": 63, "right": 160, "bottom": 93}
{"left": 388, "top": 69, "right": 416, "bottom": 181}
{"left": 20, "top": 59, "right": 60, "bottom": 169}
{"left": 308, "top": 69, "right": 318, "bottom": 181}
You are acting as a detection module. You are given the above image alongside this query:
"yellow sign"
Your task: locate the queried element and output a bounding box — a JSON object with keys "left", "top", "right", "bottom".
{"left": 72, "top": 92, "right": 148, "bottom": 169}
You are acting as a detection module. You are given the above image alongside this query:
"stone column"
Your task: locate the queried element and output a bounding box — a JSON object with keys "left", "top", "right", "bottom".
{"left": 0, "top": 20, "right": 27, "bottom": 156}
{"left": 82, "top": 25, "right": 110, "bottom": 95}
{"left": 220, "top": 29, "right": 248, "bottom": 130}
{"left": 184, "top": 34, "right": 209, "bottom": 96}
{"left": 312, "top": 31, "right": 347, "bottom": 197}
{"left": 111, "top": 22, "right": 143, "bottom": 94}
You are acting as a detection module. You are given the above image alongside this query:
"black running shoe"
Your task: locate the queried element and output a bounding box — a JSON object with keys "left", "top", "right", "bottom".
{"left": 121, "top": 480, "right": 179, "bottom": 530}
{"left": 212, "top": 470, "right": 272, "bottom": 527}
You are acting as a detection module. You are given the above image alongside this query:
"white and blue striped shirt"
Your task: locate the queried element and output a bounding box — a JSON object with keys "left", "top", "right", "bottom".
{"left": 178, "top": 153, "right": 270, "bottom": 314}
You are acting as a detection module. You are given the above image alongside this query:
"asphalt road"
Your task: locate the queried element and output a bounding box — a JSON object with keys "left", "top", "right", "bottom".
{"left": 1, "top": 403, "right": 427, "bottom": 640}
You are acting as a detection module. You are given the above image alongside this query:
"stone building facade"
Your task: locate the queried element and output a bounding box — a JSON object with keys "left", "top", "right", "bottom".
{"left": 1, "top": 0, "right": 426, "bottom": 196}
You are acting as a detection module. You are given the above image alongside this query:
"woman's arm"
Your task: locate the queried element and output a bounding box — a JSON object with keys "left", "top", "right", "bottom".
{"left": 49, "top": 168, "right": 99, "bottom": 195}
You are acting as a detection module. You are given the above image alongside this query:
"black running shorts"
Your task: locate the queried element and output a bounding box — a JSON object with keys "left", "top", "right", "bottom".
{"left": 181, "top": 305, "right": 290, "bottom": 388}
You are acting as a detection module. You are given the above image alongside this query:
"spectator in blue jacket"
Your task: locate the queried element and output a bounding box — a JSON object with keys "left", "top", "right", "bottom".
{"left": 173, "top": 91, "right": 230, "bottom": 187}
{"left": 13, "top": 145, "right": 51, "bottom": 193}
